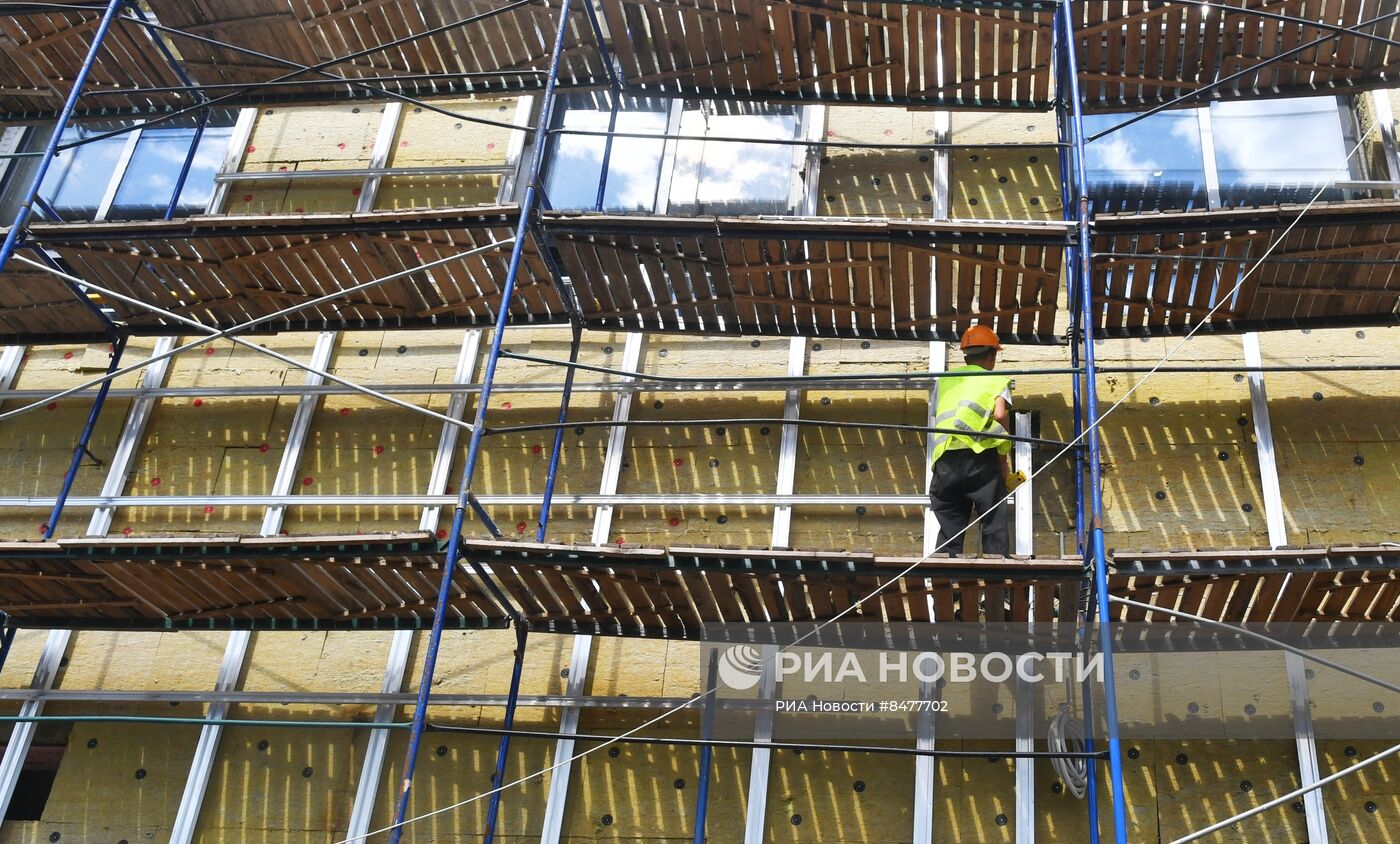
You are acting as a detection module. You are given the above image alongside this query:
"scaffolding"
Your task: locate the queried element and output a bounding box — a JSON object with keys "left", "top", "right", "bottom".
{"left": 0, "top": 2, "right": 1397, "bottom": 843}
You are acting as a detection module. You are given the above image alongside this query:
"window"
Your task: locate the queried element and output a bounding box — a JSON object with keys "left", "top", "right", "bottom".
{"left": 668, "top": 102, "right": 803, "bottom": 215}
{"left": 1210, "top": 96, "right": 1355, "bottom": 206}
{"left": 0, "top": 114, "right": 236, "bottom": 222}
{"left": 108, "top": 124, "right": 233, "bottom": 219}
{"left": 543, "top": 95, "right": 810, "bottom": 215}
{"left": 1082, "top": 110, "right": 1208, "bottom": 213}
{"left": 1082, "top": 96, "right": 1360, "bottom": 213}
{"left": 544, "top": 94, "right": 669, "bottom": 212}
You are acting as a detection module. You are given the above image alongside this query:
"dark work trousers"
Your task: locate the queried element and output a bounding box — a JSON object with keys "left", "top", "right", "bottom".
{"left": 929, "top": 448, "right": 1010, "bottom": 556}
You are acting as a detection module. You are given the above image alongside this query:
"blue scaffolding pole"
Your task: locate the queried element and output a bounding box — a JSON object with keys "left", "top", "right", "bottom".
{"left": 386, "top": 2, "right": 575, "bottom": 842}
{"left": 1057, "top": 4, "right": 1130, "bottom": 844}
{"left": 1051, "top": 15, "right": 1100, "bottom": 843}
{"left": 44, "top": 333, "right": 128, "bottom": 539}
{"left": 0, "top": 1, "right": 130, "bottom": 540}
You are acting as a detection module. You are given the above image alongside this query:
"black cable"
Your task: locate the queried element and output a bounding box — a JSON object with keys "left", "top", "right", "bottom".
{"left": 484, "top": 416, "right": 1071, "bottom": 448}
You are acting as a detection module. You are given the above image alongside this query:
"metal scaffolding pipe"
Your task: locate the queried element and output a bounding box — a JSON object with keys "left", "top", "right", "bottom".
{"left": 0, "top": 713, "right": 410, "bottom": 729}
{"left": 44, "top": 334, "right": 127, "bottom": 539}
{"left": 428, "top": 722, "right": 1107, "bottom": 759}
{"left": 1060, "top": 5, "right": 1130, "bottom": 843}
{"left": 551, "top": 126, "right": 1068, "bottom": 151}
{"left": 1053, "top": 18, "right": 1097, "bottom": 839}
{"left": 536, "top": 324, "right": 584, "bottom": 541}
{"left": 486, "top": 416, "right": 1072, "bottom": 448}
{"left": 483, "top": 625, "right": 529, "bottom": 844}
{"left": 386, "top": 2, "right": 574, "bottom": 840}
{"left": 693, "top": 655, "right": 719, "bottom": 844}
{"left": 501, "top": 349, "right": 1084, "bottom": 382}
{"left": 1169, "top": 742, "right": 1400, "bottom": 844}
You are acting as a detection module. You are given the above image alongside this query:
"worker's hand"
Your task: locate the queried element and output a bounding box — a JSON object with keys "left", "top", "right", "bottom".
{"left": 1004, "top": 469, "right": 1027, "bottom": 493}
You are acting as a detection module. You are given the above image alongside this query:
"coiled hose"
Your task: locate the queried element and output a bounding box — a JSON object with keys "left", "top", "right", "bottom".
{"left": 1048, "top": 709, "right": 1089, "bottom": 798}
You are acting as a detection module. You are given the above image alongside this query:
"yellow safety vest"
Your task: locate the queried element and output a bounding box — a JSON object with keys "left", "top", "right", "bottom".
{"left": 930, "top": 365, "right": 1012, "bottom": 464}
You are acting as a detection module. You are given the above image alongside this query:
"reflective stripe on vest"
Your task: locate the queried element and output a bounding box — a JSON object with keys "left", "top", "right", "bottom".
{"left": 930, "top": 364, "right": 1012, "bottom": 465}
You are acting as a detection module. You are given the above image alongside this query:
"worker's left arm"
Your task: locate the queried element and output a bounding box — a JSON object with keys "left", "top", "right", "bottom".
{"left": 994, "top": 395, "right": 1012, "bottom": 481}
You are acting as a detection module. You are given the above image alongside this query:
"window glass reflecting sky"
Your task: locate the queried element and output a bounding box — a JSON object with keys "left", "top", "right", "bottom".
{"left": 545, "top": 97, "right": 667, "bottom": 212}
{"left": 1082, "top": 96, "right": 1350, "bottom": 210}
{"left": 545, "top": 98, "right": 801, "bottom": 214}
{"left": 669, "top": 107, "right": 799, "bottom": 215}
{"left": 38, "top": 127, "right": 126, "bottom": 216}
{"left": 111, "top": 125, "right": 234, "bottom": 218}
{"left": 1082, "top": 109, "right": 1206, "bottom": 212}
{"left": 1211, "top": 96, "right": 1349, "bottom": 205}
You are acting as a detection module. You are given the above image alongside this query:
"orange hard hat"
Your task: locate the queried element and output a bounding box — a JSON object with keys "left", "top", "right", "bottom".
{"left": 960, "top": 324, "right": 1002, "bottom": 351}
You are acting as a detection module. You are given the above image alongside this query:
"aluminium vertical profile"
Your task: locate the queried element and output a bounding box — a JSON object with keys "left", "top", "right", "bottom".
{"left": 94, "top": 123, "right": 145, "bottom": 222}
{"left": 794, "top": 105, "right": 826, "bottom": 215}
{"left": 170, "top": 332, "right": 336, "bottom": 844}
{"left": 344, "top": 330, "right": 483, "bottom": 843}
{"left": 652, "top": 103, "right": 685, "bottom": 214}
{"left": 345, "top": 630, "right": 414, "bottom": 844}
{"left": 358, "top": 102, "right": 404, "bottom": 213}
{"left": 0, "top": 127, "right": 26, "bottom": 186}
{"left": 538, "top": 634, "right": 593, "bottom": 843}
{"left": 87, "top": 336, "right": 177, "bottom": 537}
{"left": 913, "top": 340, "right": 946, "bottom": 842}
{"left": 931, "top": 111, "right": 951, "bottom": 221}
{"left": 420, "top": 331, "right": 485, "bottom": 531}
{"left": 1243, "top": 332, "right": 1328, "bottom": 842}
{"left": 1013, "top": 412, "right": 1035, "bottom": 844}
{"left": 539, "top": 331, "right": 644, "bottom": 844}
{"left": 0, "top": 347, "right": 25, "bottom": 392}
{"left": 914, "top": 674, "right": 939, "bottom": 836}
{"left": 1369, "top": 90, "right": 1400, "bottom": 181}
{"left": 168, "top": 629, "right": 252, "bottom": 844}
{"left": 499, "top": 97, "right": 535, "bottom": 203}
{"left": 742, "top": 336, "right": 807, "bottom": 842}
{"left": 1196, "top": 108, "right": 1223, "bottom": 209}
{"left": 589, "top": 332, "right": 645, "bottom": 544}
{"left": 205, "top": 108, "right": 258, "bottom": 214}
{"left": 742, "top": 644, "right": 781, "bottom": 843}
{"left": 768, "top": 337, "right": 807, "bottom": 547}
{"left": 260, "top": 331, "right": 338, "bottom": 535}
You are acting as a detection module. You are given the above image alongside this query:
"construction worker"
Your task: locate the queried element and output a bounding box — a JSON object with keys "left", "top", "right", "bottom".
{"left": 928, "top": 325, "right": 1014, "bottom": 556}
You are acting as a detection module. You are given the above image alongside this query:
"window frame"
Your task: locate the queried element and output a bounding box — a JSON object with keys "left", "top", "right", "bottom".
{"left": 0, "top": 117, "right": 237, "bottom": 223}
{"left": 534, "top": 95, "right": 824, "bottom": 216}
